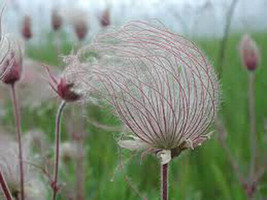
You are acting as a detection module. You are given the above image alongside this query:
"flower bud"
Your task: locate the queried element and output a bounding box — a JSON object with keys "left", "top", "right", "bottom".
{"left": 51, "top": 9, "right": 63, "bottom": 31}
{"left": 60, "top": 142, "right": 77, "bottom": 162}
{"left": 99, "top": 8, "right": 111, "bottom": 27}
{"left": 74, "top": 21, "right": 88, "bottom": 41}
{"left": 45, "top": 66, "right": 81, "bottom": 102}
{"left": 21, "top": 16, "right": 32, "bottom": 40}
{"left": 239, "top": 34, "right": 260, "bottom": 71}
{"left": 57, "top": 77, "right": 81, "bottom": 102}
{"left": 1, "top": 43, "right": 23, "bottom": 85}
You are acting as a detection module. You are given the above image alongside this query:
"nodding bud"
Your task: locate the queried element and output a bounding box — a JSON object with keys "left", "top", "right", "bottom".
{"left": 60, "top": 142, "right": 77, "bottom": 162}
{"left": 45, "top": 66, "right": 81, "bottom": 102}
{"left": 21, "top": 16, "right": 32, "bottom": 40}
{"left": 99, "top": 8, "right": 111, "bottom": 27}
{"left": 51, "top": 9, "right": 63, "bottom": 31}
{"left": 74, "top": 21, "right": 88, "bottom": 41}
{"left": 239, "top": 34, "right": 260, "bottom": 71}
{"left": 1, "top": 42, "right": 23, "bottom": 85}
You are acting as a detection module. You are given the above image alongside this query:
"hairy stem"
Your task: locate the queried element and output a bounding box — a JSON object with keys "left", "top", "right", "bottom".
{"left": 10, "top": 84, "right": 24, "bottom": 200}
{"left": 248, "top": 72, "right": 257, "bottom": 183}
{"left": 52, "top": 100, "right": 66, "bottom": 200}
{"left": 161, "top": 163, "right": 169, "bottom": 200}
{"left": 0, "top": 169, "right": 13, "bottom": 200}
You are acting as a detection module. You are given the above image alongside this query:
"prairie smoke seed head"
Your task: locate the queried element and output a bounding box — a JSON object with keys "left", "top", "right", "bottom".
{"left": 239, "top": 34, "right": 260, "bottom": 71}
{"left": 85, "top": 20, "right": 221, "bottom": 163}
{"left": 21, "top": 16, "right": 32, "bottom": 40}
{"left": 44, "top": 66, "right": 81, "bottom": 102}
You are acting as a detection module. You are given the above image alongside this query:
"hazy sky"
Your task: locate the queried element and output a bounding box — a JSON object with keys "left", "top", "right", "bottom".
{"left": 3, "top": 0, "right": 267, "bottom": 41}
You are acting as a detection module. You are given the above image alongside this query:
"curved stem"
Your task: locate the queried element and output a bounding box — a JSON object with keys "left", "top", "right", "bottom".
{"left": 161, "top": 163, "right": 169, "bottom": 200}
{"left": 0, "top": 169, "right": 13, "bottom": 200}
{"left": 217, "top": 0, "right": 239, "bottom": 79}
{"left": 10, "top": 84, "right": 24, "bottom": 200}
{"left": 248, "top": 73, "right": 257, "bottom": 182}
{"left": 52, "top": 100, "right": 66, "bottom": 200}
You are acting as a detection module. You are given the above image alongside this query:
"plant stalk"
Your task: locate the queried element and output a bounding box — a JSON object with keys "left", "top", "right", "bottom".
{"left": 248, "top": 72, "right": 257, "bottom": 182}
{"left": 217, "top": 0, "right": 239, "bottom": 79}
{"left": 75, "top": 136, "right": 84, "bottom": 200}
{"left": 161, "top": 163, "right": 169, "bottom": 200}
{"left": 52, "top": 100, "right": 66, "bottom": 200}
{"left": 10, "top": 84, "right": 24, "bottom": 200}
{"left": 0, "top": 169, "right": 13, "bottom": 200}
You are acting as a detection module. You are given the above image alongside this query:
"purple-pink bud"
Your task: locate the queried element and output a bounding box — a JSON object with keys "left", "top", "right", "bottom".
{"left": 99, "top": 9, "right": 111, "bottom": 27}
{"left": 21, "top": 16, "right": 32, "bottom": 40}
{"left": 2, "top": 49, "right": 23, "bottom": 85}
{"left": 239, "top": 34, "right": 260, "bottom": 71}
{"left": 51, "top": 9, "right": 63, "bottom": 31}
{"left": 74, "top": 21, "right": 88, "bottom": 41}
{"left": 45, "top": 66, "right": 81, "bottom": 102}
{"left": 57, "top": 78, "right": 80, "bottom": 102}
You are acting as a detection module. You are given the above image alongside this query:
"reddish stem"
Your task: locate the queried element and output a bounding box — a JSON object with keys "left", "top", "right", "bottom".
{"left": 0, "top": 169, "right": 13, "bottom": 200}
{"left": 248, "top": 72, "right": 257, "bottom": 183}
{"left": 52, "top": 100, "right": 66, "bottom": 200}
{"left": 10, "top": 84, "right": 24, "bottom": 200}
{"left": 161, "top": 163, "right": 169, "bottom": 200}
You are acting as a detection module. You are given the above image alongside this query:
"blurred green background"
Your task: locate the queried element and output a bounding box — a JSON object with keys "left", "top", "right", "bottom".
{"left": 1, "top": 30, "right": 266, "bottom": 199}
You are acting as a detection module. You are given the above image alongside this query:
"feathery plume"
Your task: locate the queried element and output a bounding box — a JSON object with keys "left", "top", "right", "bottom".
{"left": 82, "top": 20, "right": 220, "bottom": 159}
{"left": 0, "top": 4, "right": 12, "bottom": 81}
{"left": 73, "top": 20, "right": 220, "bottom": 199}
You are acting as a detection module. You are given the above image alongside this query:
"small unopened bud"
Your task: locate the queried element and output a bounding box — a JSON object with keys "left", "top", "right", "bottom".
{"left": 60, "top": 142, "right": 77, "bottom": 162}
{"left": 74, "top": 21, "right": 88, "bottom": 41}
{"left": 21, "top": 16, "right": 32, "bottom": 40}
{"left": 45, "top": 66, "right": 81, "bottom": 102}
{"left": 1, "top": 43, "right": 23, "bottom": 85}
{"left": 99, "top": 8, "right": 111, "bottom": 27}
{"left": 51, "top": 9, "right": 63, "bottom": 31}
{"left": 239, "top": 34, "right": 260, "bottom": 71}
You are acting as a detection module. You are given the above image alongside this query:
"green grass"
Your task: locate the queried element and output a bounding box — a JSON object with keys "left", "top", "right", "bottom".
{"left": 2, "top": 31, "right": 267, "bottom": 200}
